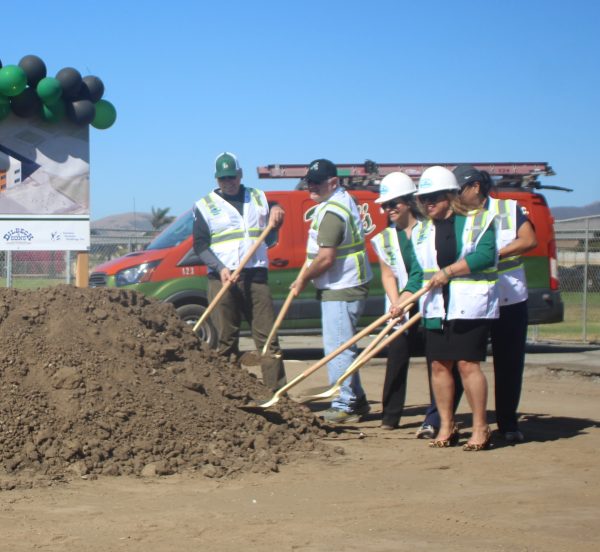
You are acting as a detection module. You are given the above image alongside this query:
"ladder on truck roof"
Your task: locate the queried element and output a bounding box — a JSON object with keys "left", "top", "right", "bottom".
{"left": 256, "top": 161, "right": 566, "bottom": 191}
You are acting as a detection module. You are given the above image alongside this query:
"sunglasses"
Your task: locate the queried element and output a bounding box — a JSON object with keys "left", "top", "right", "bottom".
{"left": 380, "top": 198, "right": 407, "bottom": 210}
{"left": 418, "top": 192, "right": 448, "bottom": 205}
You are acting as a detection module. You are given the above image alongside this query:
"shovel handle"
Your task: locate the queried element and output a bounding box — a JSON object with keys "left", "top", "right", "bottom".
{"left": 257, "top": 285, "right": 428, "bottom": 407}
{"left": 332, "top": 312, "right": 423, "bottom": 390}
{"left": 193, "top": 223, "right": 275, "bottom": 333}
{"left": 262, "top": 262, "right": 309, "bottom": 356}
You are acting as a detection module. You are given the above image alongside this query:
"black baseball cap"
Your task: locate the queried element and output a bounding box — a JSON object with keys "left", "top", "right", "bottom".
{"left": 304, "top": 159, "right": 337, "bottom": 184}
{"left": 453, "top": 164, "right": 485, "bottom": 187}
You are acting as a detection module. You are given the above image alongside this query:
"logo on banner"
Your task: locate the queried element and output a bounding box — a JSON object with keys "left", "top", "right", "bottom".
{"left": 3, "top": 227, "right": 34, "bottom": 244}
{"left": 51, "top": 231, "right": 62, "bottom": 241}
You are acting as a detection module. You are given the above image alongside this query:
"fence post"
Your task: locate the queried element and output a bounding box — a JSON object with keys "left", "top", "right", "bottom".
{"left": 75, "top": 252, "right": 89, "bottom": 288}
{"left": 6, "top": 250, "right": 12, "bottom": 288}
{"left": 582, "top": 217, "right": 590, "bottom": 342}
{"left": 66, "top": 250, "right": 72, "bottom": 284}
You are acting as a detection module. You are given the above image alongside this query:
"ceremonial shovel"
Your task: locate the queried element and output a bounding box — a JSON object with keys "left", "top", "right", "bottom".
{"left": 192, "top": 223, "right": 274, "bottom": 335}
{"left": 251, "top": 286, "right": 428, "bottom": 410}
{"left": 261, "top": 262, "right": 309, "bottom": 357}
{"left": 299, "top": 311, "right": 422, "bottom": 403}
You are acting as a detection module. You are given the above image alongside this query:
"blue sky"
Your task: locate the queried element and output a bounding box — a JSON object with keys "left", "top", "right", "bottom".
{"left": 2, "top": 0, "right": 599, "bottom": 220}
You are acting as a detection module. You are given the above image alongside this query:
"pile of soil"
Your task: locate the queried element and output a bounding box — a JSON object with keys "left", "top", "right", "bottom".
{"left": 0, "top": 286, "right": 332, "bottom": 489}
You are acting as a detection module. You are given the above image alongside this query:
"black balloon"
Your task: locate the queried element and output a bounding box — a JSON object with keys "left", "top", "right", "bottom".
{"left": 56, "top": 67, "right": 82, "bottom": 99}
{"left": 10, "top": 87, "right": 42, "bottom": 118}
{"left": 80, "top": 75, "right": 105, "bottom": 102}
{"left": 18, "top": 55, "right": 47, "bottom": 87}
{"left": 66, "top": 99, "right": 96, "bottom": 125}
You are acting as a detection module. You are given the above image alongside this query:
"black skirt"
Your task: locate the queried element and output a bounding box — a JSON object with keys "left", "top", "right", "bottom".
{"left": 425, "top": 319, "right": 491, "bottom": 362}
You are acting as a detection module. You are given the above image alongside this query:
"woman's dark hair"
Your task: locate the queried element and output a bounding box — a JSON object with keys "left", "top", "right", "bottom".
{"left": 478, "top": 170, "right": 493, "bottom": 197}
{"left": 406, "top": 196, "right": 423, "bottom": 220}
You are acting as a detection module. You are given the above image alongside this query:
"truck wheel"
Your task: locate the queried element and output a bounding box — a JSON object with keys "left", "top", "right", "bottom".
{"left": 175, "top": 304, "right": 218, "bottom": 349}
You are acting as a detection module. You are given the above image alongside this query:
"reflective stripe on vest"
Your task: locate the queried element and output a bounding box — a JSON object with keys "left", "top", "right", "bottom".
{"left": 196, "top": 187, "right": 269, "bottom": 271}
{"left": 306, "top": 188, "right": 371, "bottom": 290}
{"left": 488, "top": 197, "right": 528, "bottom": 305}
{"left": 412, "top": 213, "right": 499, "bottom": 320}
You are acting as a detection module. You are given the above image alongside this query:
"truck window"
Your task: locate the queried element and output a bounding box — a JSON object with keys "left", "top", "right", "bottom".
{"left": 147, "top": 210, "right": 193, "bottom": 250}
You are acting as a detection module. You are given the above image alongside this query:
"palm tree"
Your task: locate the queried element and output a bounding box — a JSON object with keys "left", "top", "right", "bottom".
{"left": 150, "top": 206, "right": 175, "bottom": 231}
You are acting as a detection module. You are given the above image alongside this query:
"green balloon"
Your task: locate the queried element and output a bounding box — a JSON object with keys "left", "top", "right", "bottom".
{"left": 0, "top": 102, "right": 10, "bottom": 121}
{"left": 36, "top": 77, "right": 62, "bottom": 105}
{"left": 91, "top": 99, "right": 117, "bottom": 129}
{"left": 0, "top": 65, "right": 27, "bottom": 97}
{"left": 0, "top": 93, "right": 9, "bottom": 106}
{"left": 41, "top": 99, "right": 65, "bottom": 123}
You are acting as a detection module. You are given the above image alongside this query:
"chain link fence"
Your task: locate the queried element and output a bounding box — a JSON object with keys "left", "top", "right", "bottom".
{"left": 529, "top": 215, "right": 600, "bottom": 344}
{"left": 1, "top": 219, "right": 599, "bottom": 344}
{"left": 0, "top": 229, "right": 158, "bottom": 289}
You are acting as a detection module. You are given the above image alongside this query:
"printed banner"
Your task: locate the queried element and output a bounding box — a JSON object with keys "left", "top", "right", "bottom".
{"left": 0, "top": 114, "right": 90, "bottom": 251}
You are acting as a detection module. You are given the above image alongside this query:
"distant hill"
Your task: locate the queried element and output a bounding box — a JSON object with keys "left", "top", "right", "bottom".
{"left": 552, "top": 202, "right": 600, "bottom": 221}
{"left": 91, "top": 212, "right": 154, "bottom": 233}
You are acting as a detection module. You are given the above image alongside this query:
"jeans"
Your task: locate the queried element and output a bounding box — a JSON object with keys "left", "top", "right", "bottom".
{"left": 321, "top": 299, "right": 366, "bottom": 411}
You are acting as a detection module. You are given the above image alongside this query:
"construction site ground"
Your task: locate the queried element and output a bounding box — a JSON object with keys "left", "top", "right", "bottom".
{"left": 1, "top": 334, "right": 599, "bottom": 552}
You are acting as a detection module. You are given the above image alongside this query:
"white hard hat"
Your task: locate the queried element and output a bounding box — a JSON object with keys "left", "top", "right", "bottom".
{"left": 415, "top": 166, "right": 459, "bottom": 195}
{"left": 375, "top": 172, "right": 416, "bottom": 203}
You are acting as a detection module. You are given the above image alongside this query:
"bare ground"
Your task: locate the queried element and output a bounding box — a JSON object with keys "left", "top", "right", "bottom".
{"left": 1, "top": 327, "right": 598, "bottom": 551}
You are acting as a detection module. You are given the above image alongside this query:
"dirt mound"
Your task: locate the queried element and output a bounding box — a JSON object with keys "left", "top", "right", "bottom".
{"left": 0, "top": 286, "right": 331, "bottom": 489}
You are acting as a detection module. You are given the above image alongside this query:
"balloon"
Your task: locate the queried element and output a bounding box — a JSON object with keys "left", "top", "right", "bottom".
{"left": 80, "top": 75, "right": 104, "bottom": 103}
{"left": 18, "top": 55, "right": 47, "bottom": 87}
{"left": 0, "top": 93, "right": 9, "bottom": 105}
{"left": 66, "top": 99, "right": 96, "bottom": 125}
{"left": 91, "top": 99, "right": 117, "bottom": 129}
{"left": 0, "top": 65, "right": 28, "bottom": 97}
{"left": 36, "top": 77, "right": 62, "bottom": 105}
{"left": 41, "top": 100, "right": 65, "bottom": 123}
{"left": 56, "top": 67, "right": 82, "bottom": 99}
{"left": 10, "top": 87, "right": 41, "bottom": 118}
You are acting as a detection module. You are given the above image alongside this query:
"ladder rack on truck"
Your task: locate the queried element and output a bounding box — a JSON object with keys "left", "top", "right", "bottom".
{"left": 257, "top": 159, "right": 566, "bottom": 326}
{"left": 257, "top": 161, "right": 570, "bottom": 191}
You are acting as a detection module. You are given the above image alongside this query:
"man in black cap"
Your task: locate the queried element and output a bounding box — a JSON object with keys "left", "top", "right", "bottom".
{"left": 291, "top": 159, "right": 372, "bottom": 423}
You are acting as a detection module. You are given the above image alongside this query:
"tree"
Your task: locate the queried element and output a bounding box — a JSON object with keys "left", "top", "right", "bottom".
{"left": 150, "top": 206, "right": 175, "bottom": 230}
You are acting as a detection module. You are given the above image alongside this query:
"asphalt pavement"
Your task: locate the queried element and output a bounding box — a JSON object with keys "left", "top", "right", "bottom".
{"left": 240, "top": 336, "right": 600, "bottom": 377}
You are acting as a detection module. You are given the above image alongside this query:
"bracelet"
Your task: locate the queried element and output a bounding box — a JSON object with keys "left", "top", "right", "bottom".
{"left": 441, "top": 268, "right": 450, "bottom": 279}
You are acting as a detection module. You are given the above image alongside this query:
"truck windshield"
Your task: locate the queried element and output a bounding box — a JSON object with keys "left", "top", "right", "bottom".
{"left": 146, "top": 210, "right": 193, "bottom": 250}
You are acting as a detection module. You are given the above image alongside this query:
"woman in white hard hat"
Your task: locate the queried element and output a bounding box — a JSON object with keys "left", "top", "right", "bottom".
{"left": 370, "top": 172, "right": 423, "bottom": 430}
{"left": 408, "top": 166, "right": 499, "bottom": 451}
{"left": 455, "top": 164, "right": 537, "bottom": 443}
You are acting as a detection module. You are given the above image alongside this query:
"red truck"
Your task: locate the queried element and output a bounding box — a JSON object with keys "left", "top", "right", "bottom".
{"left": 89, "top": 161, "right": 566, "bottom": 347}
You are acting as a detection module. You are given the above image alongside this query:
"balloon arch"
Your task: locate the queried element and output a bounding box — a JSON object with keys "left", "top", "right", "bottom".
{"left": 0, "top": 54, "right": 116, "bottom": 130}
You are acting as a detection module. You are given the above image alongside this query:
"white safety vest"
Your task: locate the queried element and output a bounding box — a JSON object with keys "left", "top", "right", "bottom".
{"left": 371, "top": 227, "right": 408, "bottom": 316}
{"left": 487, "top": 197, "right": 528, "bottom": 306}
{"left": 412, "top": 211, "right": 499, "bottom": 321}
{"left": 196, "top": 187, "right": 269, "bottom": 273}
{"left": 307, "top": 188, "right": 372, "bottom": 290}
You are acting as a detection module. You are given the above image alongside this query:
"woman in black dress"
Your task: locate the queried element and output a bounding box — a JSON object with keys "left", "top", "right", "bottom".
{"left": 411, "top": 166, "right": 499, "bottom": 451}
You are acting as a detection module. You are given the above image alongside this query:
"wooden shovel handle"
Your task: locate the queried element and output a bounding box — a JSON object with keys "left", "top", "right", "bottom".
{"left": 262, "top": 262, "right": 309, "bottom": 355}
{"left": 193, "top": 223, "right": 275, "bottom": 333}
